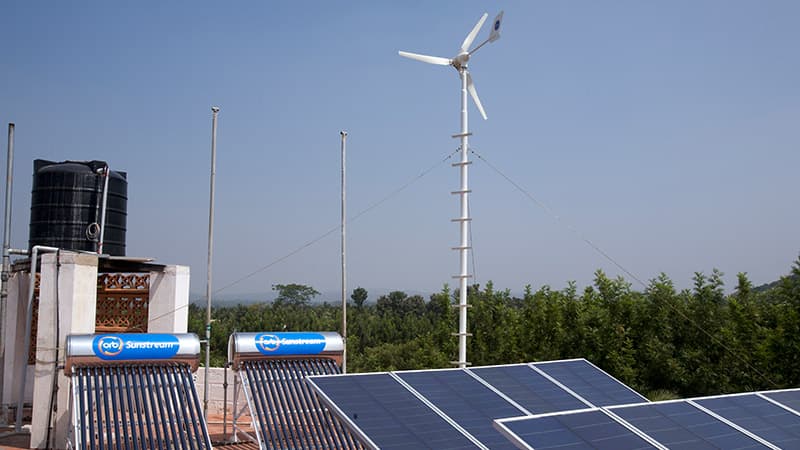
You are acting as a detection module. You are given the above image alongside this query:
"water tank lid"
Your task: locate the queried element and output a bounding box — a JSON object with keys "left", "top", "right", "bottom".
{"left": 33, "top": 159, "right": 127, "bottom": 179}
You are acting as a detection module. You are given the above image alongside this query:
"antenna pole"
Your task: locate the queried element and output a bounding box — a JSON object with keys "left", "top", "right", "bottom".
{"left": 0, "top": 123, "right": 14, "bottom": 422}
{"left": 340, "top": 130, "right": 347, "bottom": 373}
{"left": 204, "top": 106, "right": 219, "bottom": 418}
{"left": 453, "top": 67, "right": 472, "bottom": 368}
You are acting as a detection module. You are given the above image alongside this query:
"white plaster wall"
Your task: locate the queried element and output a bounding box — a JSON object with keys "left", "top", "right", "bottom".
{"left": 148, "top": 265, "right": 190, "bottom": 333}
{"left": 2, "top": 270, "right": 33, "bottom": 407}
{"left": 30, "top": 252, "right": 98, "bottom": 449}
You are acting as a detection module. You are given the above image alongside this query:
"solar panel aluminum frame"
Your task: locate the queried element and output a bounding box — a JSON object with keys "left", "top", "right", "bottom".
{"left": 684, "top": 389, "right": 800, "bottom": 448}
{"left": 394, "top": 365, "right": 535, "bottom": 416}
{"left": 493, "top": 407, "right": 594, "bottom": 450}
{"left": 392, "top": 366, "right": 542, "bottom": 449}
{"left": 524, "top": 364, "right": 595, "bottom": 408}
{"left": 462, "top": 367, "right": 536, "bottom": 416}
{"left": 608, "top": 398, "right": 780, "bottom": 450}
{"left": 686, "top": 399, "right": 782, "bottom": 450}
{"left": 758, "top": 388, "right": 800, "bottom": 415}
{"left": 387, "top": 371, "right": 491, "bottom": 449}
{"left": 306, "top": 373, "right": 383, "bottom": 450}
{"left": 531, "top": 358, "right": 649, "bottom": 404}
{"left": 683, "top": 388, "right": 800, "bottom": 413}
{"left": 493, "top": 407, "right": 667, "bottom": 450}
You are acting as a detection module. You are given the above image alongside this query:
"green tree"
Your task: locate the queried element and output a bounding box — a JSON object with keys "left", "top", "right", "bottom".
{"left": 351, "top": 287, "right": 368, "bottom": 309}
{"left": 272, "top": 283, "right": 320, "bottom": 306}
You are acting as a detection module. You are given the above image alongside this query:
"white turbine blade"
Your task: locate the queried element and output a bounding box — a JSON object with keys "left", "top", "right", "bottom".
{"left": 488, "top": 11, "right": 504, "bottom": 43}
{"left": 398, "top": 51, "right": 451, "bottom": 66}
{"left": 467, "top": 72, "right": 487, "bottom": 120}
{"left": 460, "top": 13, "right": 488, "bottom": 53}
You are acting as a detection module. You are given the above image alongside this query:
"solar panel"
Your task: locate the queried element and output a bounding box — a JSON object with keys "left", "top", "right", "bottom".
{"left": 694, "top": 393, "right": 800, "bottom": 448}
{"left": 495, "top": 410, "right": 657, "bottom": 450}
{"left": 308, "top": 373, "right": 482, "bottom": 450}
{"left": 610, "top": 401, "right": 771, "bottom": 449}
{"left": 762, "top": 389, "right": 800, "bottom": 415}
{"left": 533, "top": 359, "right": 648, "bottom": 407}
{"left": 396, "top": 369, "right": 526, "bottom": 449}
{"left": 469, "top": 364, "right": 589, "bottom": 414}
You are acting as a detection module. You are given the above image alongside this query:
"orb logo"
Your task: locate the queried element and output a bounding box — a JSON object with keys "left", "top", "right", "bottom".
{"left": 495, "top": 20, "right": 500, "bottom": 31}
{"left": 255, "top": 334, "right": 281, "bottom": 353}
{"left": 95, "top": 335, "right": 124, "bottom": 357}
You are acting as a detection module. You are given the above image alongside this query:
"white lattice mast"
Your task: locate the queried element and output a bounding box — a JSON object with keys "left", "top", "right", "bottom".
{"left": 453, "top": 64, "right": 472, "bottom": 368}
{"left": 399, "top": 11, "right": 503, "bottom": 368}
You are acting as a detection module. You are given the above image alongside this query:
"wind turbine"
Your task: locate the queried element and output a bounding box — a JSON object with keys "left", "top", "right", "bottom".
{"left": 399, "top": 11, "right": 503, "bottom": 369}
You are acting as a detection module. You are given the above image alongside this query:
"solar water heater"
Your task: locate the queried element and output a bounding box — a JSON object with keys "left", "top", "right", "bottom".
{"left": 228, "top": 331, "right": 360, "bottom": 450}
{"left": 66, "top": 333, "right": 212, "bottom": 450}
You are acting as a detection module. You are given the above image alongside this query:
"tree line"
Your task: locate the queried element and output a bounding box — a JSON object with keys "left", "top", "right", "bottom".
{"left": 188, "top": 257, "right": 800, "bottom": 400}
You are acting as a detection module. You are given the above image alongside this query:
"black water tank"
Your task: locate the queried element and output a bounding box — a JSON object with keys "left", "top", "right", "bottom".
{"left": 29, "top": 159, "right": 127, "bottom": 255}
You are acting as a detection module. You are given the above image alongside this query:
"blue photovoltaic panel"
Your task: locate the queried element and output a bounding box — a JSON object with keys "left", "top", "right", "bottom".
{"left": 533, "top": 359, "right": 647, "bottom": 407}
{"left": 696, "top": 393, "right": 800, "bottom": 448}
{"left": 763, "top": 390, "right": 800, "bottom": 415}
{"left": 498, "top": 410, "right": 656, "bottom": 450}
{"left": 611, "top": 401, "right": 770, "bottom": 450}
{"left": 397, "top": 370, "right": 522, "bottom": 450}
{"left": 470, "top": 364, "right": 588, "bottom": 414}
{"left": 308, "top": 373, "right": 480, "bottom": 450}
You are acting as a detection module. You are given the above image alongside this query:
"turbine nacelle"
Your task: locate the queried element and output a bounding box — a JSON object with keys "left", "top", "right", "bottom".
{"left": 452, "top": 52, "right": 470, "bottom": 70}
{"left": 398, "top": 11, "right": 503, "bottom": 120}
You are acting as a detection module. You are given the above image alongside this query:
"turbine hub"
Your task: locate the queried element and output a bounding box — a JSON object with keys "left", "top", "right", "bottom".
{"left": 453, "top": 52, "right": 470, "bottom": 70}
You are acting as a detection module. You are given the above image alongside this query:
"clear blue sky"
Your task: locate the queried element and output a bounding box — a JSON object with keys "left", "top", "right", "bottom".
{"left": 2, "top": 1, "right": 798, "bottom": 300}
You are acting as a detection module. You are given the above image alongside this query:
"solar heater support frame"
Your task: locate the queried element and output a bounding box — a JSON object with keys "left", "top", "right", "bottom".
{"left": 70, "top": 373, "right": 81, "bottom": 450}
{"left": 231, "top": 368, "right": 259, "bottom": 446}
{"left": 233, "top": 370, "right": 266, "bottom": 450}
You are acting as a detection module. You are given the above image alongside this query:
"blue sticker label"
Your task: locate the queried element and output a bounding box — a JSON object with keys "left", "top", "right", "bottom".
{"left": 93, "top": 334, "right": 181, "bottom": 360}
{"left": 254, "top": 332, "right": 327, "bottom": 356}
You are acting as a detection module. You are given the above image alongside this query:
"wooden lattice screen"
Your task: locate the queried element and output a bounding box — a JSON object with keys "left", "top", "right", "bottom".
{"left": 95, "top": 273, "right": 150, "bottom": 333}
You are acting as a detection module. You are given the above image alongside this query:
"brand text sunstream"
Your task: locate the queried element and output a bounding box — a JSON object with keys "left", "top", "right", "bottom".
{"left": 123, "top": 342, "right": 179, "bottom": 349}
{"left": 274, "top": 338, "right": 324, "bottom": 345}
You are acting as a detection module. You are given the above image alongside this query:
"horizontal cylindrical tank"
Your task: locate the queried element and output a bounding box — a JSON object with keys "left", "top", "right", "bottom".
{"left": 65, "top": 333, "right": 201, "bottom": 374}
{"left": 29, "top": 159, "right": 127, "bottom": 255}
{"left": 228, "top": 331, "right": 344, "bottom": 370}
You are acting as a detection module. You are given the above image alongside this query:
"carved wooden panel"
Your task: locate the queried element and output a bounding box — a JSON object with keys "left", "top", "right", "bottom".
{"left": 95, "top": 273, "right": 150, "bottom": 333}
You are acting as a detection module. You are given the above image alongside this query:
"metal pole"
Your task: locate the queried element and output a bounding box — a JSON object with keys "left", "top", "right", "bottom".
{"left": 456, "top": 67, "right": 471, "bottom": 368}
{"left": 204, "top": 106, "right": 219, "bottom": 418}
{"left": 340, "top": 130, "right": 347, "bottom": 373}
{"left": 96, "top": 165, "right": 110, "bottom": 254}
{"left": 222, "top": 362, "right": 228, "bottom": 439}
{"left": 0, "top": 123, "right": 14, "bottom": 421}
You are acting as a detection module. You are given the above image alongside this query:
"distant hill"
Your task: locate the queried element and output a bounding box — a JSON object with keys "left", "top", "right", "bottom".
{"left": 753, "top": 275, "right": 799, "bottom": 293}
{"left": 190, "top": 288, "right": 437, "bottom": 306}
